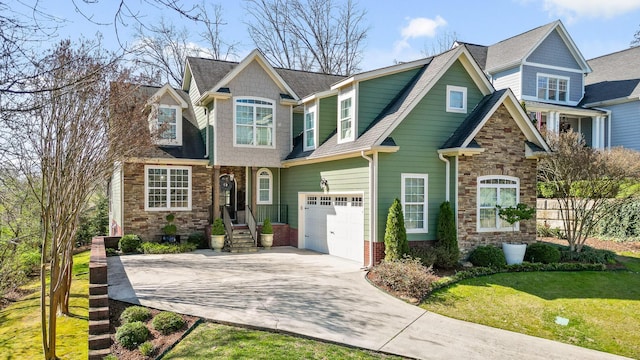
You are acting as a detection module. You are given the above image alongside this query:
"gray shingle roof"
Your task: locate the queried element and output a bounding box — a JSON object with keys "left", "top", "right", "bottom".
{"left": 582, "top": 46, "right": 640, "bottom": 104}
{"left": 484, "top": 21, "right": 557, "bottom": 72}
{"left": 186, "top": 57, "right": 345, "bottom": 99}
{"left": 456, "top": 42, "right": 488, "bottom": 69}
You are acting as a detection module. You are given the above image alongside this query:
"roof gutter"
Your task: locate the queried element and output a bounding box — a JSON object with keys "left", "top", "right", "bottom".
{"left": 281, "top": 146, "right": 399, "bottom": 168}
{"left": 438, "top": 153, "right": 450, "bottom": 202}
{"left": 361, "top": 150, "right": 376, "bottom": 269}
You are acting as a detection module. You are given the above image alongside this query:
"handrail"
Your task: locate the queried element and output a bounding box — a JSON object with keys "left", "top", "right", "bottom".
{"left": 246, "top": 205, "right": 257, "bottom": 247}
{"left": 222, "top": 206, "right": 234, "bottom": 248}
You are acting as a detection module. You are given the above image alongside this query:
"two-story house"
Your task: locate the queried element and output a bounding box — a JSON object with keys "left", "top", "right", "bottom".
{"left": 110, "top": 46, "right": 550, "bottom": 266}
{"left": 458, "top": 20, "right": 610, "bottom": 149}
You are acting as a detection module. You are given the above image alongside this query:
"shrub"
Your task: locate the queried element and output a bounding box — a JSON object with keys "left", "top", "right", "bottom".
{"left": 597, "top": 199, "right": 640, "bottom": 241}
{"left": 103, "top": 355, "right": 118, "bottom": 360}
{"left": 119, "top": 234, "right": 141, "bottom": 254}
{"left": 261, "top": 218, "right": 273, "bottom": 234}
{"left": 187, "top": 232, "right": 207, "bottom": 249}
{"left": 369, "top": 256, "right": 438, "bottom": 300}
{"left": 435, "top": 201, "right": 459, "bottom": 268}
{"left": 536, "top": 223, "right": 565, "bottom": 238}
{"left": 560, "top": 246, "right": 617, "bottom": 264}
{"left": 115, "top": 321, "right": 149, "bottom": 349}
{"left": 120, "top": 306, "right": 152, "bottom": 324}
{"left": 525, "top": 242, "right": 561, "bottom": 264}
{"left": 105, "top": 247, "right": 118, "bottom": 257}
{"left": 139, "top": 341, "right": 155, "bottom": 356}
{"left": 384, "top": 198, "right": 408, "bottom": 261}
{"left": 140, "top": 242, "right": 196, "bottom": 254}
{"left": 407, "top": 247, "right": 437, "bottom": 267}
{"left": 18, "top": 250, "right": 41, "bottom": 275}
{"left": 468, "top": 245, "right": 506, "bottom": 268}
{"left": 163, "top": 213, "right": 177, "bottom": 236}
{"left": 211, "top": 218, "right": 225, "bottom": 235}
{"left": 152, "top": 311, "right": 186, "bottom": 335}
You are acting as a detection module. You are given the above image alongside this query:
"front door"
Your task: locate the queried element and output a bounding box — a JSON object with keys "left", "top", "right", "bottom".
{"left": 219, "top": 174, "right": 236, "bottom": 220}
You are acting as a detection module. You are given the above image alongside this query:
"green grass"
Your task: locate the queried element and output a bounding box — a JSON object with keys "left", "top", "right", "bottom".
{"left": 422, "top": 269, "right": 640, "bottom": 359}
{"left": 164, "top": 322, "right": 402, "bottom": 360}
{"left": 0, "top": 251, "right": 89, "bottom": 360}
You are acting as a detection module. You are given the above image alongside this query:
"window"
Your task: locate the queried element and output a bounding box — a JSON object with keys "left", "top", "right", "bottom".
{"left": 477, "top": 176, "right": 519, "bottom": 231}
{"left": 401, "top": 174, "right": 428, "bottom": 233}
{"left": 234, "top": 98, "right": 275, "bottom": 147}
{"left": 304, "top": 102, "right": 316, "bottom": 151}
{"left": 145, "top": 165, "right": 191, "bottom": 211}
{"left": 446, "top": 85, "right": 467, "bottom": 113}
{"left": 257, "top": 168, "right": 272, "bottom": 204}
{"left": 334, "top": 197, "right": 348, "bottom": 206}
{"left": 152, "top": 105, "right": 182, "bottom": 145}
{"left": 537, "top": 75, "right": 568, "bottom": 102}
{"left": 338, "top": 87, "right": 355, "bottom": 143}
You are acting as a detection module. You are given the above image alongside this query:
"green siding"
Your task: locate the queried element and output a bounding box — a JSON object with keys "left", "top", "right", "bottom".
{"left": 292, "top": 112, "right": 304, "bottom": 138}
{"left": 358, "top": 67, "right": 422, "bottom": 136}
{"left": 377, "top": 60, "right": 484, "bottom": 242}
{"left": 281, "top": 157, "right": 370, "bottom": 237}
{"left": 318, "top": 96, "right": 337, "bottom": 144}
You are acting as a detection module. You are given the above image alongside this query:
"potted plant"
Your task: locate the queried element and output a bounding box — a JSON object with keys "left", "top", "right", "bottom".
{"left": 260, "top": 218, "right": 274, "bottom": 250}
{"left": 210, "top": 218, "right": 225, "bottom": 252}
{"left": 497, "top": 203, "right": 536, "bottom": 265}
{"left": 162, "top": 213, "right": 178, "bottom": 243}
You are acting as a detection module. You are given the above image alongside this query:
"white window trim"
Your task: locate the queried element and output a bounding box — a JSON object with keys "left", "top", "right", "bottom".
{"left": 256, "top": 168, "right": 273, "bottom": 205}
{"left": 144, "top": 165, "right": 192, "bottom": 211}
{"left": 337, "top": 86, "right": 356, "bottom": 144}
{"left": 476, "top": 175, "right": 519, "bottom": 232}
{"left": 303, "top": 101, "right": 318, "bottom": 151}
{"left": 536, "top": 73, "right": 570, "bottom": 103}
{"left": 401, "top": 173, "right": 428, "bottom": 234}
{"left": 233, "top": 96, "right": 276, "bottom": 149}
{"left": 151, "top": 104, "right": 182, "bottom": 146}
{"left": 446, "top": 85, "right": 467, "bottom": 113}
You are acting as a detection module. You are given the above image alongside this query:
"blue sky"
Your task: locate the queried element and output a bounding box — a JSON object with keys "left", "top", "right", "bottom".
{"left": 25, "top": 0, "right": 640, "bottom": 71}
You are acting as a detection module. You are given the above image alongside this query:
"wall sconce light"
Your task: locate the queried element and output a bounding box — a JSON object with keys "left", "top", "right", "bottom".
{"left": 320, "top": 177, "right": 328, "bottom": 192}
{"left": 229, "top": 173, "right": 235, "bottom": 181}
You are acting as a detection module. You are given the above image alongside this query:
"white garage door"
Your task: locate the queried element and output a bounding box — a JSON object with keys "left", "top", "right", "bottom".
{"left": 304, "top": 194, "right": 364, "bottom": 263}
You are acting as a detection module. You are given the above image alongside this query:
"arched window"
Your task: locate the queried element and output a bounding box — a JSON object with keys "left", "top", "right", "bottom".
{"left": 477, "top": 176, "right": 519, "bottom": 231}
{"left": 257, "top": 168, "right": 272, "bottom": 204}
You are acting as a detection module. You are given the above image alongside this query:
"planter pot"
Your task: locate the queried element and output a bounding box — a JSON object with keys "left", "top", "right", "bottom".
{"left": 503, "top": 242, "right": 527, "bottom": 265}
{"left": 161, "top": 235, "right": 179, "bottom": 243}
{"left": 261, "top": 234, "right": 274, "bottom": 249}
{"left": 210, "top": 234, "right": 225, "bottom": 252}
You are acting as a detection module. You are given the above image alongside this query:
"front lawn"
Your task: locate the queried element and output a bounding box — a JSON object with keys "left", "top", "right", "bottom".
{"left": 164, "top": 322, "right": 403, "bottom": 360}
{"left": 421, "top": 259, "right": 640, "bottom": 359}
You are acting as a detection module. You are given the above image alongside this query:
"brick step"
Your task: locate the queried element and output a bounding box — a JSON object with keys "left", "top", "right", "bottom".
{"left": 89, "top": 306, "right": 109, "bottom": 321}
{"left": 88, "top": 333, "right": 111, "bottom": 350}
{"left": 89, "top": 319, "right": 110, "bottom": 335}
{"left": 89, "top": 348, "right": 111, "bottom": 360}
{"left": 89, "top": 284, "right": 108, "bottom": 296}
{"left": 231, "top": 242, "right": 256, "bottom": 248}
{"left": 89, "top": 294, "right": 109, "bottom": 308}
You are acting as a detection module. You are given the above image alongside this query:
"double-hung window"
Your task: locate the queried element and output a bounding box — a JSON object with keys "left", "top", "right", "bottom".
{"left": 304, "top": 102, "right": 316, "bottom": 151}
{"left": 257, "top": 168, "right": 272, "bottom": 204}
{"left": 401, "top": 174, "right": 428, "bottom": 233}
{"left": 145, "top": 165, "right": 191, "bottom": 211}
{"left": 477, "top": 176, "right": 519, "bottom": 231}
{"left": 153, "top": 105, "right": 182, "bottom": 145}
{"left": 234, "top": 98, "right": 275, "bottom": 147}
{"left": 446, "top": 85, "right": 467, "bottom": 113}
{"left": 338, "top": 87, "right": 355, "bottom": 143}
{"left": 537, "top": 75, "right": 568, "bottom": 102}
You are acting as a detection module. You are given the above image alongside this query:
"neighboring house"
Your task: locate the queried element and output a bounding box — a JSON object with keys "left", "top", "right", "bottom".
{"left": 582, "top": 46, "right": 640, "bottom": 151}
{"left": 457, "top": 20, "right": 610, "bottom": 149}
{"left": 110, "top": 46, "right": 550, "bottom": 266}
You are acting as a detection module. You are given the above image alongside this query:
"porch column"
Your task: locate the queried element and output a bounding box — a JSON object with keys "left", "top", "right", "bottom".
{"left": 213, "top": 165, "right": 221, "bottom": 220}
{"left": 592, "top": 116, "right": 604, "bottom": 149}
{"left": 548, "top": 111, "right": 560, "bottom": 135}
{"left": 251, "top": 166, "right": 257, "bottom": 213}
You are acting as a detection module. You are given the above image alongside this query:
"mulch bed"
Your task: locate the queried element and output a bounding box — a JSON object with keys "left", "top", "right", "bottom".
{"left": 109, "top": 299, "right": 199, "bottom": 360}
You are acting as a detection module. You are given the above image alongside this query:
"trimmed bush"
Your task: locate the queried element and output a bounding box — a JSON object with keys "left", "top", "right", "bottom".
{"left": 384, "top": 198, "right": 408, "bottom": 261}
{"left": 119, "top": 234, "right": 141, "bottom": 254}
{"left": 468, "top": 245, "right": 506, "bottom": 268}
{"left": 407, "top": 247, "right": 437, "bottom": 267}
{"left": 140, "top": 242, "right": 196, "bottom": 254}
{"left": 525, "top": 242, "right": 561, "bottom": 264}
{"left": 115, "top": 321, "right": 149, "bottom": 349}
{"left": 120, "top": 306, "right": 152, "bottom": 324}
{"left": 152, "top": 311, "right": 186, "bottom": 335}
{"left": 261, "top": 218, "right": 273, "bottom": 234}
{"left": 370, "top": 256, "right": 439, "bottom": 300}
{"left": 560, "top": 246, "right": 617, "bottom": 264}
{"left": 435, "top": 201, "right": 459, "bottom": 269}
{"left": 187, "top": 232, "right": 207, "bottom": 249}
{"left": 139, "top": 341, "right": 155, "bottom": 356}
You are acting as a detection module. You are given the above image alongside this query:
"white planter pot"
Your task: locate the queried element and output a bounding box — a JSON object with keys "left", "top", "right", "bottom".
{"left": 261, "top": 234, "right": 274, "bottom": 249}
{"left": 503, "top": 243, "right": 527, "bottom": 265}
{"left": 210, "top": 234, "right": 225, "bottom": 252}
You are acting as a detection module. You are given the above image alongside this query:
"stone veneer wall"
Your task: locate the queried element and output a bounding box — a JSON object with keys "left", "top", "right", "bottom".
{"left": 123, "top": 162, "right": 212, "bottom": 241}
{"left": 456, "top": 104, "right": 538, "bottom": 253}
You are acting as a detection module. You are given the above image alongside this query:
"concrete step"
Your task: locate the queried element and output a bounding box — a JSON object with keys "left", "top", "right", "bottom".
{"left": 89, "top": 319, "right": 110, "bottom": 335}
{"left": 89, "top": 294, "right": 109, "bottom": 308}
{"left": 88, "top": 348, "right": 111, "bottom": 360}
{"left": 230, "top": 247, "right": 259, "bottom": 253}
{"left": 88, "top": 333, "right": 111, "bottom": 350}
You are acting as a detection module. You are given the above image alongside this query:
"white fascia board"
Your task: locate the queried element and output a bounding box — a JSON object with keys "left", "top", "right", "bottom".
{"left": 330, "top": 57, "right": 431, "bottom": 90}
{"left": 300, "top": 89, "right": 338, "bottom": 104}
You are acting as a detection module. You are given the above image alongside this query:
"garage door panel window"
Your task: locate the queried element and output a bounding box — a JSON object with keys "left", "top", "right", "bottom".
{"left": 478, "top": 176, "right": 519, "bottom": 231}
{"left": 401, "top": 174, "right": 428, "bottom": 233}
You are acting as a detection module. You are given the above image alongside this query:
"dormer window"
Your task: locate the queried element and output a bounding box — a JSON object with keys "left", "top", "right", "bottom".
{"left": 537, "top": 74, "right": 568, "bottom": 102}
{"left": 446, "top": 85, "right": 467, "bottom": 113}
{"left": 304, "top": 101, "right": 317, "bottom": 151}
{"left": 234, "top": 97, "right": 275, "bottom": 148}
{"left": 152, "top": 104, "right": 182, "bottom": 146}
{"left": 338, "top": 87, "right": 355, "bottom": 143}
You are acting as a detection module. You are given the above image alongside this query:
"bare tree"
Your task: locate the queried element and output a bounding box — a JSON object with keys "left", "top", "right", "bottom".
{"left": 422, "top": 30, "right": 459, "bottom": 57}
{"left": 632, "top": 24, "right": 640, "bottom": 47}
{"left": 538, "top": 132, "right": 640, "bottom": 252}
{"left": 196, "top": 2, "right": 240, "bottom": 61}
{"left": 244, "top": 0, "right": 368, "bottom": 75}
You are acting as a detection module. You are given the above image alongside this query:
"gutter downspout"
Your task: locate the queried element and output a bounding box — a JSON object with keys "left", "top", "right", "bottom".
{"left": 438, "top": 153, "right": 450, "bottom": 202}
{"left": 361, "top": 151, "right": 375, "bottom": 268}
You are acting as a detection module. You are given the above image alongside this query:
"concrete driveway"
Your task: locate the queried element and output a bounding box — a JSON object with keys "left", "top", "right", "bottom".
{"left": 108, "top": 247, "right": 629, "bottom": 360}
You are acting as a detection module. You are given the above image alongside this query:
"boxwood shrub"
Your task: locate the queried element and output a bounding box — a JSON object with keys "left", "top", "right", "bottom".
{"left": 120, "top": 306, "right": 152, "bottom": 324}
{"left": 468, "top": 245, "right": 506, "bottom": 268}
{"left": 152, "top": 311, "right": 186, "bottom": 335}
{"left": 525, "top": 242, "right": 561, "bottom": 264}
{"left": 115, "top": 321, "right": 149, "bottom": 349}
{"left": 119, "top": 234, "right": 141, "bottom": 254}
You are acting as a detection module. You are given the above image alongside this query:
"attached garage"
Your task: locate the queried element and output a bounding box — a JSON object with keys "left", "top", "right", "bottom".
{"left": 302, "top": 194, "right": 365, "bottom": 263}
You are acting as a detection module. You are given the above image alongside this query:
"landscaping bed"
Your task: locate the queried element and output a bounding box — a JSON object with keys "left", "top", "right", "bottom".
{"left": 109, "top": 300, "right": 199, "bottom": 360}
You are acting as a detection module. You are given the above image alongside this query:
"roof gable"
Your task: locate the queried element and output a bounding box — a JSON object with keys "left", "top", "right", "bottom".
{"left": 146, "top": 83, "right": 188, "bottom": 108}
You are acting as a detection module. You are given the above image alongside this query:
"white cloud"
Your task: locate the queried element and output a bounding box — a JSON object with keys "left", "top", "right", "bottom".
{"left": 401, "top": 16, "right": 447, "bottom": 39}
{"left": 543, "top": 0, "right": 640, "bottom": 21}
